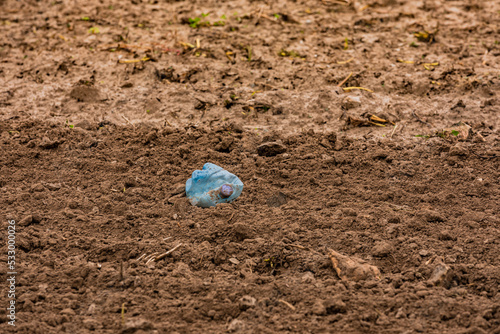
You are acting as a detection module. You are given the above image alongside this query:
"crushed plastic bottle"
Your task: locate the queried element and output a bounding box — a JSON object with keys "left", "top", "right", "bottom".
{"left": 186, "top": 163, "right": 244, "bottom": 208}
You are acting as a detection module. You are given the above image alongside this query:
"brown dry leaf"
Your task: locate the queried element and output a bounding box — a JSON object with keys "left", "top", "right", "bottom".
{"left": 369, "top": 114, "right": 395, "bottom": 125}
{"left": 328, "top": 249, "right": 381, "bottom": 281}
{"left": 346, "top": 115, "right": 371, "bottom": 127}
{"left": 345, "top": 114, "right": 393, "bottom": 128}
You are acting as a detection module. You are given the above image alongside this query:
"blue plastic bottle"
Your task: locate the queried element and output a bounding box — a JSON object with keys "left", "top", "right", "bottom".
{"left": 186, "top": 163, "right": 244, "bottom": 208}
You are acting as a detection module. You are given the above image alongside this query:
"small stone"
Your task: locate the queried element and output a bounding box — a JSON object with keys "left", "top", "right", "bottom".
{"left": 416, "top": 290, "right": 429, "bottom": 298}
{"left": 31, "top": 183, "right": 45, "bottom": 192}
{"left": 438, "top": 230, "right": 456, "bottom": 241}
{"left": 228, "top": 319, "right": 246, "bottom": 332}
{"left": 121, "top": 318, "right": 154, "bottom": 334}
{"left": 87, "top": 304, "right": 96, "bottom": 315}
{"left": 372, "top": 241, "right": 393, "bottom": 257}
{"left": 266, "top": 192, "right": 287, "bottom": 207}
{"left": 44, "top": 183, "right": 62, "bottom": 191}
{"left": 301, "top": 271, "right": 316, "bottom": 283}
{"left": 427, "top": 260, "right": 453, "bottom": 288}
{"left": 370, "top": 150, "right": 389, "bottom": 160}
{"left": 82, "top": 318, "right": 101, "bottom": 330}
{"left": 69, "top": 86, "right": 101, "bottom": 103}
{"left": 324, "top": 297, "right": 347, "bottom": 314}
{"left": 342, "top": 96, "right": 362, "bottom": 110}
{"left": 71, "top": 277, "right": 84, "bottom": 289}
{"left": 472, "top": 133, "right": 486, "bottom": 143}
{"left": 229, "top": 258, "right": 240, "bottom": 265}
{"left": 74, "top": 119, "right": 94, "bottom": 130}
{"left": 38, "top": 137, "right": 61, "bottom": 149}
{"left": 257, "top": 142, "right": 287, "bottom": 157}
{"left": 239, "top": 295, "right": 256, "bottom": 310}
{"left": 419, "top": 209, "right": 445, "bottom": 223}
{"left": 419, "top": 249, "right": 430, "bottom": 257}
{"left": 414, "top": 321, "right": 425, "bottom": 332}
{"left": 329, "top": 249, "right": 381, "bottom": 281}
{"left": 449, "top": 143, "right": 469, "bottom": 156}
{"left": 395, "top": 307, "right": 406, "bottom": 319}
{"left": 311, "top": 300, "right": 327, "bottom": 315}
{"left": 233, "top": 223, "right": 254, "bottom": 241}
{"left": 60, "top": 308, "right": 76, "bottom": 316}
{"left": 322, "top": 154, "right": 335, "bottom": 163}
{"left": 19, "top": 214, "right": 41, "bottom": 226}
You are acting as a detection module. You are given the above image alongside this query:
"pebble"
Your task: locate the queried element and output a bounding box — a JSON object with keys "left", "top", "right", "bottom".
{"left": 239, "top": 295, "right": 256, "bottom": 310}
{"left": 372, "top": 241, "right": 393, "bottom": 257}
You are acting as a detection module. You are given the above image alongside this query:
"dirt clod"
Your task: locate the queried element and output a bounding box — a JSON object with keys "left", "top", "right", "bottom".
{"left": 257, "top": 142, "right": 287, "bottom": 157}
{"left": 69, "top": 86, "right": 102, "bottom": 103}
{"left": 329, "top": 249, "right": 381, "bottom": 281}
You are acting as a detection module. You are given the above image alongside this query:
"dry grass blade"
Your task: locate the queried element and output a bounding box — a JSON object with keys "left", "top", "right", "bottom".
{"left": 337, "top": 72, "right": 353, "bottom": 87}
{"left": 337, "top": 57, "right": 354, "bottom": 64}
{"left": 369, "top": 114, "right": 395, "bottom": 125}
{"left": 154, "top": 243, "right": 183, "bottom": 262}
{"left": 279, "top": 299, "right": 296, "bottom": 311}
{"left": 343, "top": 87, "right": 374, "bottom": 93}
{"left": 118, "top": 57, "right": 150, "bottom": 64}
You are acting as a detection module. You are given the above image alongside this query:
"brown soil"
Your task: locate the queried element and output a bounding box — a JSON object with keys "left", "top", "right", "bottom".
{"left": 1, "top": 0, "right": 499, "bottom": 333}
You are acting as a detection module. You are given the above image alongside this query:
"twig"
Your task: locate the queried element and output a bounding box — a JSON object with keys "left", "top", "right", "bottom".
{"left": 118, "top": 57, "right": 150, "bottom": 64}
{"left": 154, "top": 243, "right": 183, "bottom": 262}
{"left": 389, "top": 124, "right": 398, "bottom": 138}
{"left": 278, "top": 299, "right": 296, "bottom": 311}
{"left": 260, "top": 82, "right": 278, "bottom": 90}
{"left": 411, "top": 110, "right": 432, "bottom": 127}
{"left": 260, "top": 13, "right": 284, "bottom": 25}
{"left": 144, "top": 252, "right": 159, "bottom": 264}
{"left": 343, "top": 87, "right": 374, "bottom": 93}
{"left": 321, "top": 0, "right": 349, "bottom": 5}
{"left": 337, "top": 57, "right": 354, "bottom": 64}
{"left": 337, "top": 72, "right": 353, "bottom": 87}
{"left": 253, "top": 7, "right": 264, "bottom": 25}
{"left": 285, "top": 244, "right": 309, "bottom": 251}
{"left": 482, "top": 50, "right": 488, "bottom": 66}
{"left": 471, "top": 151, "right": 499, "bottom": 159}
{"left": 121, "top": 115, "right": 135, "bottom": 128}
{"left": 121, "top": 303, "right": 126, "bottom": 326}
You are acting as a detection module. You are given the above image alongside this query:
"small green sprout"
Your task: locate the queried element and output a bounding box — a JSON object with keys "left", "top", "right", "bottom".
{"left": 88, "top": 26, "right": 100, "bottom": 34}
{"left": 188, "top": 17, "right": 201, "bottom": 28}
